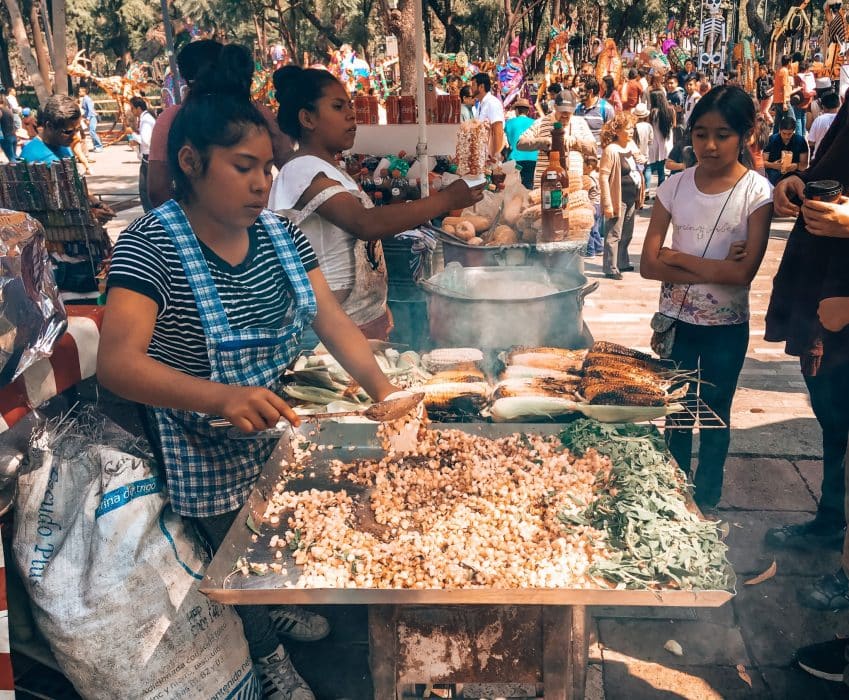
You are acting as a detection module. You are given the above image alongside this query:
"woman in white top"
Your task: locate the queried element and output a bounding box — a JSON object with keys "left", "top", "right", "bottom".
{"left": 640, "top": 85, "right": 774, "bottom": 512}
{"left": 647, "top": 89, "right": 675, "bottom": 195}
{"left": 269, "top": 66, "right": 481, "bottom": 340}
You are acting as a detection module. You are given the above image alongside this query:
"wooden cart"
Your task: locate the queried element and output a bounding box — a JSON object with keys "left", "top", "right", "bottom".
{"left": 201, "top": 423, "right": 734, "bottom": 699}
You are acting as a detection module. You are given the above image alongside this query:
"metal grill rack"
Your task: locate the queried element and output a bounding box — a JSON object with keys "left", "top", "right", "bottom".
{"left": 656, "top": 395, "right": 727, "bottom": 431}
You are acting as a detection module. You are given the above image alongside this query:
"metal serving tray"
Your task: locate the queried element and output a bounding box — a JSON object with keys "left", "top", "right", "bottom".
{"left": 200, "top": 423, "right": 735, "bottom": 607}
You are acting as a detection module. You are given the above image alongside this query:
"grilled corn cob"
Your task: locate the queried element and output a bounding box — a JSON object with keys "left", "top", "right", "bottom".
{"left": 589, "top": 341, "right": 657, "bottom": 363}
{"left": 425, "top": 369, "right": 486, "bottom": 385}
{"left": 500, "top": 364, "right": 583, "bottom": 383}
{"left": 493, "top": 377, "right": 581, "bottom": 400}
{"left": 421, "top": 381, "right": 490, "bottom": 413}
{"left": 505, "top": 347, "right": 586, "bottom": 372}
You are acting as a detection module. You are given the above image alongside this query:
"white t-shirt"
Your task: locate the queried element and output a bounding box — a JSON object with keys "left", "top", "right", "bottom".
{"left": 807, "top": 112, "right": 837, "bottom": 159}
{"left": 656, "top": 168, "right": 773, "bottom": 326}
{"left": 138, "top": 111, "right": 156, "bottom": 156}
{"left": 269, "top": 155, "right": 359, "bottom": 291}
{"left": 649, "top": 120, "right": 673, "bottom": 163}
{"left": 475, "top": 92, "right": 505, "bottom": 125}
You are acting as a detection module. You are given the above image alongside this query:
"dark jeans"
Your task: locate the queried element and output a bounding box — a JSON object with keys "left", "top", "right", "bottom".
{"left": 518, "top": 161, "right": 536, "bottom": 190}
{"left": 666, "top": 321, "right": 749, "bottom": 508}
{"left": 804, "top": 365, "right": 849, "bottom": 528}
{"left": 1, "top": 135, "right": 16, "bottom": 162}
{"left": 193, "top": 510, "right": 280, "bottom": 659}
{"left": 139, "top": 156, "right": 152, "bottom": 212}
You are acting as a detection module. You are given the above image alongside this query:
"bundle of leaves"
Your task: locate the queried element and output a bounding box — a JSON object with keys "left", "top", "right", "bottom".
{"left": 559, "top": 419, "right": 733, "bottom": 591}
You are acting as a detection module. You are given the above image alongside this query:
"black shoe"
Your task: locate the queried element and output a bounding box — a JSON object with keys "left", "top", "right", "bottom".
{"left": 798, "top": 569, "right": 849, "bottom": 610}
{"left": 764, "top": 520, "right": 846, "bottom": 551}
{"left": 605, "top": 272, "right": 623, "bottom": 280}
{"left": 620, "top": 265, "right": 635, "bottom": 272}
{"left": 796, "top": 638, "right": 849, "bottom": 681}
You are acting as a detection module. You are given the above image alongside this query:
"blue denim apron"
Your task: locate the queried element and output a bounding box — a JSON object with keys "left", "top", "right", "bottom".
{"left": 150, "top": 201, "right": 317, "bottom": 518}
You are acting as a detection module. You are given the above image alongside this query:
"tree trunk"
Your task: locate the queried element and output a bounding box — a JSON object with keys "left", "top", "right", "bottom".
{"left": 0, "top": 16, "right": 14, "bottom": 89}
{"left": 396, "top": 0, "right": 417, "bottom": 94}
{"left": 52, "top": 0, "right": 67, "bottom": 94}
{"left": 3, "top": 0, "right": 50, "bottom": 104}
{"left": 273, "top": 0, "right": 298, "bottom": 63}
{"left": 427, "top": 0, "right": 462, "bottom": 53}
{"left": 29, "top": 2, "right": 51, "bottom": 90}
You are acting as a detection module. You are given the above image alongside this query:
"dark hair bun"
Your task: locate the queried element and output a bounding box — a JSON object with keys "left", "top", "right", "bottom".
{"left": 192, "top": 44, "right": 253, "bottom": 99}
{"left": 273, "top": 65, "right": 305, "bottom": 99}
{"left": 274, "top": 66, "right": 340, "bottom": 140}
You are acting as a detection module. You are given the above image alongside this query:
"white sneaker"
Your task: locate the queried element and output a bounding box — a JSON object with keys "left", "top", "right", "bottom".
{"left": 256, "top": 645, "right": 314, "bottom": 700}
{"left": 270, "top": 606, "right": 330, "bottom": 642}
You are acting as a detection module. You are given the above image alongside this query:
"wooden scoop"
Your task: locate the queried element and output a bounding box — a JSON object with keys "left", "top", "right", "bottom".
{"left": 209, "top": 392, "right": 424, "bottom": 439}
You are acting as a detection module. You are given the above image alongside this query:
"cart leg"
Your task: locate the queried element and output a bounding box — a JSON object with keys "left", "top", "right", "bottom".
{"left": 542, "top": 605, "right": 571, "bottom": 699}
{"left": 369, "top": 605, "right": 399, "bottom": 700}
{"left": 569, "top": 605, "right": 588, "bottom": 700}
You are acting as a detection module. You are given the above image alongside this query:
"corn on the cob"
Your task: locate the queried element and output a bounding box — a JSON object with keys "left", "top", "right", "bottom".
{"left": 425, "top": 369, "right": 486, "bottom": 385}
{"left": 493, "top": 377, "right": 580, "bottom": 400}
{"left": 422, "top": 381, "right": 490, "bottom": 413}
{"left": 583, "top": 352, "right": 667, "bottom": 374}
{"left": 500, "top": 364, "right": 583, "bottom": 382}
{"left": 488, "top": 396, "right": 578, "bottom": 422}
{"left": 422, "top": 348, "right": 484, "bottom": 372}
{"left": 505, "top": 348, "right": 586, "bottom": 372}
{"left": 589, "top": 341, "right": 657, "bottom": 363}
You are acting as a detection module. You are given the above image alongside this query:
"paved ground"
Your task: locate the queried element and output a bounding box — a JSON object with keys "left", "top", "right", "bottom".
{"left": 11, "top": 144, "right": 849, "bottom": 699}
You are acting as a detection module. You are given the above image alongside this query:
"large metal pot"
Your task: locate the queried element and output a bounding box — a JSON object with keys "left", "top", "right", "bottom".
{"left": 419, "top": 265, "right": 598, "bottom": 349}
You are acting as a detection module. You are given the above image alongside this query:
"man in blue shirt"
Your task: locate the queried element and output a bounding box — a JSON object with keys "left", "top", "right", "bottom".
{"left": 20, "top": 94, "right": 114, "bottom": 223}
{"left": 504, "top": 98, "right": 537, "bottom": 189}
{"left": 575, "top": 76, "right": 613, "bottom": 150}
{"left": 78, "top": 85, "right": 103, "bottom": 152}
{"left": 19, "top": 94, "right": 77, "bottom": 164}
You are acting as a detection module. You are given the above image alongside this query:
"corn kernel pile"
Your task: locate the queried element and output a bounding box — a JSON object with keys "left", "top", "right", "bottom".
{"left": 259, "top": 425, "right": 614, "bottom": 590}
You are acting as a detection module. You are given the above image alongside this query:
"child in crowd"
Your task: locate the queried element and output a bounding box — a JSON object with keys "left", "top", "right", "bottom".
{"left": 640, "top": 85, "right": 773, "bottom": 512}
{"left": 269, "top": 66, "right": 481, "bottom": 343}
{"left": 583, "top": 154, "right": 602, "bottom": 256}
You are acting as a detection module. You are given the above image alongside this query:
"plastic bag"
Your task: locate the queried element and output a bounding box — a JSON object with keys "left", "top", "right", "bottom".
{"left": 0, "top": 210, "right": 66, "bottom": 386}
{"left": 12, "top": 407, "right": 261, "bottom": 700}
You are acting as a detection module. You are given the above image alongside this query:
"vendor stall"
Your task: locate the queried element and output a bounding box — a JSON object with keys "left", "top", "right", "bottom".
{"left": 202, "top": 398, "right": 733, "bottom": 697}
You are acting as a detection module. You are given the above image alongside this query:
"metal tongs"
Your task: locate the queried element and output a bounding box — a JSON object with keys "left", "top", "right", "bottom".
{"left": 208, "top": 392, "right": 424, "bottom": 440}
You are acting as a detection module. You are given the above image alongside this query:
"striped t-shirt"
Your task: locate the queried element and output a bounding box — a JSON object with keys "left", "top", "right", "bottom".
{"left": 107, "top": 210, "right": 318, "bottom": 378}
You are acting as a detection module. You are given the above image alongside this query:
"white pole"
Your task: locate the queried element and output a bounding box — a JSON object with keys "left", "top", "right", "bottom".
{"left": 414, "top": 0, "right": 430, "bottom": 196}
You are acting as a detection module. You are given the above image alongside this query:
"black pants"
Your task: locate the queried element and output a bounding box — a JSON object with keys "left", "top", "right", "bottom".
{"left": 666, "top": 321, "right": 749, "bottom": 508}
{"left": 804, "top": 364, "right": 849, "bottom": 527}
{"left": 139, "top": 156, "right": 153, "bottom": 212}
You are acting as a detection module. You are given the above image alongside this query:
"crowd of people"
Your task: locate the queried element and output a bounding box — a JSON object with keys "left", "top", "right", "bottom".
{"left": 3, "top": 33, "right": 849, "bottom": 695}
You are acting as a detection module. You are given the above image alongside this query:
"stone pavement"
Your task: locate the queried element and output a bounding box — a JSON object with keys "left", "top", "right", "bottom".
{"left": 16, "top": 144, "right": 849, "bottom": 699}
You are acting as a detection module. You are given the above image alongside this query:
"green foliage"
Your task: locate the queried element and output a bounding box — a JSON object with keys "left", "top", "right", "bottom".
{"left": 67, "top": 0, "right": 157, "bottom": 58}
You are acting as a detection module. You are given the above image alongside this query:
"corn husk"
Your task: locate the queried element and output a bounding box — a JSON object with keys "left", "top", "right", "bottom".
{"left": 422, "top": 348, "right": 484, "bottom": 372}
{"left": 283, "top": 385, "right": 367, "bottom": 405}
{"left": 486, "top": 396, "right": 579, "bottom": 422}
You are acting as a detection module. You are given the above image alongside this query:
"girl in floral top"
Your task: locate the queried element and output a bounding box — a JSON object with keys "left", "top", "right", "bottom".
{"left": 640, "top": 86, "right": 774, "bottom": 511}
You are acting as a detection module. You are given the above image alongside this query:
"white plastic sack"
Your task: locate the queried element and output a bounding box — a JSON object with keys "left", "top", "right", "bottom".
{"left": 12, "top": 410, "right": 261, "bottom": 700}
